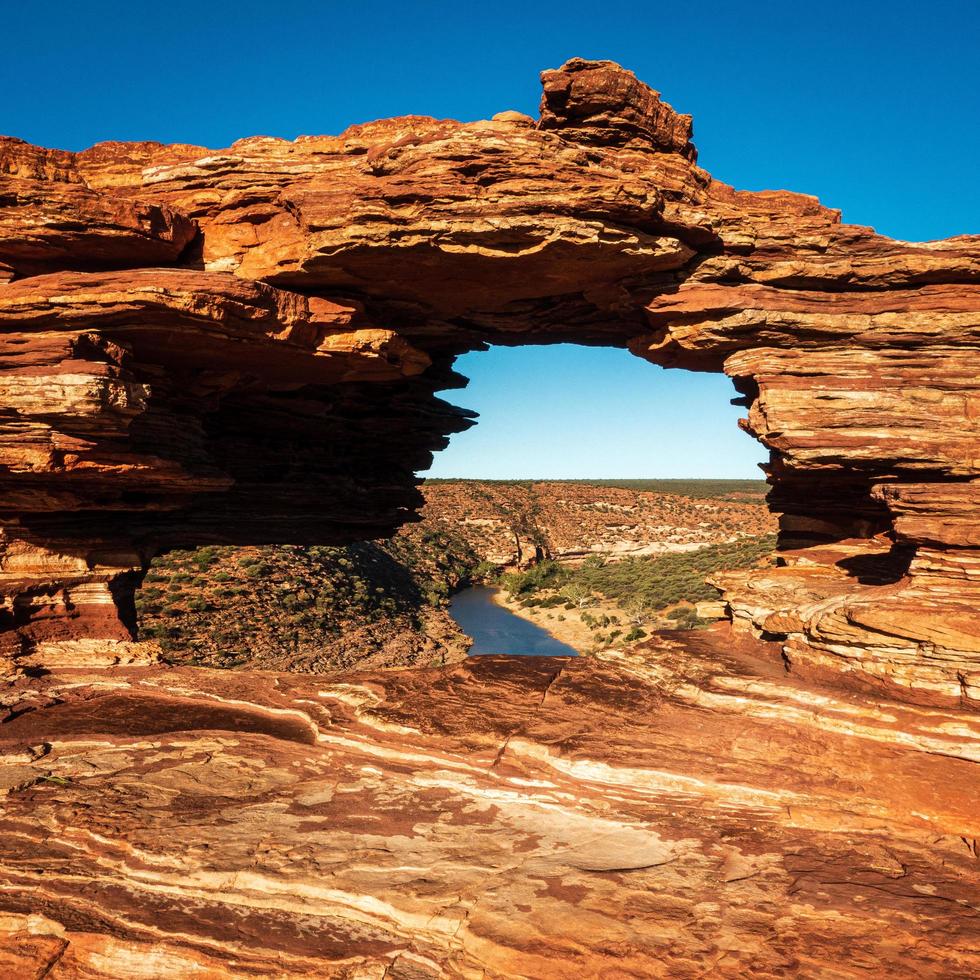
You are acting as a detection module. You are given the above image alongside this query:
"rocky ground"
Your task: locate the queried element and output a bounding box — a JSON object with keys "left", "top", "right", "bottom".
{"left": 418, "top": 479, "right": 774, "bottom": 565}
{"left": 2, "top": 626, "right": 978, "bottom": 978}
{"left": 137, "top": 481, "right": 776, "bottom": 669}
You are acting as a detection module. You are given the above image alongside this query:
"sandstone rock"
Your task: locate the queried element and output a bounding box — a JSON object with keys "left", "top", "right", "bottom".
{"left": 0, "top": 137, "right": 197, "bottom": 277}
{"left": 491, "top": 110, "right": 535, "bottom": 126}
{"left": 0, "top": 633, "right": 978, "bottom": 977}
{"left": 0, "top": 58, "right": 977, "bottom": 700}
{"left": 539, "top": 57, "right": 698, "bottom": 157}
{"left": 695, "top": 599, "right": 727, "bottom": 619}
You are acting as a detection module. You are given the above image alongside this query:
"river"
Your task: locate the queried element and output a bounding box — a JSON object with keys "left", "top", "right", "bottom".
{"left": 448, "top": 586, "right": 580, "bottom": 657}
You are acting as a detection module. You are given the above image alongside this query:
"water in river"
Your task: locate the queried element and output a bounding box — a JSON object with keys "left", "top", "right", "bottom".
{"left": 448, "top": 586, "right": 580, "bottom": 657}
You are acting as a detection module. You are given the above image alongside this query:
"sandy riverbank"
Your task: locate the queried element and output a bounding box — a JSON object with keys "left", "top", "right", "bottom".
{"left": 491, "top": 588, "right": 643, "bottom": 656}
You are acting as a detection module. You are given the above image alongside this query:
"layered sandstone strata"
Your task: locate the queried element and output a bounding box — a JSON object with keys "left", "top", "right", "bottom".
{"left": 0, "top": 58, "right": 978, "bottom": 699}
{"left": 1, "top": 632, "right": 978, "bottom": 977}
{"left": 415, "top": 480, "right": 775, "bottom": 566}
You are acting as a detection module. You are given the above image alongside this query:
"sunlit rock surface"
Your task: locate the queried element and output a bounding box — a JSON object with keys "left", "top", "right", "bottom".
{"left": 1, "top": 60, "right": 979, "bottom": 974}
{"left": 1, "top": 628, "right": 978, "bottom": 977}
{"left": 1, "top": 58, "right": 977, "bottom": 697}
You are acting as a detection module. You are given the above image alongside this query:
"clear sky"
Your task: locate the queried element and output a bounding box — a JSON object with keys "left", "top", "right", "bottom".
{"left": 5, "top": 1, "right": 977, "bottom": 478}
{"left": 428, "top": 347, "right": 764, "bottom": 479}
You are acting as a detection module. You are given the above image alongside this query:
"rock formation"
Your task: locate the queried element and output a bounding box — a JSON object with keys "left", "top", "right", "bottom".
{"left": 1, "top": 58, "right": 979, "bottom": 977}
{"left": 2, "top": 635, "right": 979, "bottom": 977}
{"left": 2, "top": 58, "right": 977, "bottom": 700}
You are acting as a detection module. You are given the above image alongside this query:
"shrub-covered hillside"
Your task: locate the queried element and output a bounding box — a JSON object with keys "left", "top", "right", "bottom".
{"left": 139, "top": 529, "right": 479, "bottom": 672}
{"left": 496, "top": 534, "right": 778, "bottom": 648}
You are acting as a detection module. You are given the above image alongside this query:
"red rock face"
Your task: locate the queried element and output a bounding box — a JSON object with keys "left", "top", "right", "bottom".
{"left": 0, "top": 59, "right": 978, "bottom": 700}
{"left": 1, "top": 632, "right": 978, "bottom": 977}
{"left": 0, "top": 138, "right": 196, "bottom": 279}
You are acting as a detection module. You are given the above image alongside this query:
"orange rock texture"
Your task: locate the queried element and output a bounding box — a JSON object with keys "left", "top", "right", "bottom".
{"left": 2, "top": 634, "right": 979, "bottom": 977}
{"left": 2, "top": 59, "right": 977, "bottom": 700}
{"left": 1, "top": 57, "right": 980, "bottom": 979}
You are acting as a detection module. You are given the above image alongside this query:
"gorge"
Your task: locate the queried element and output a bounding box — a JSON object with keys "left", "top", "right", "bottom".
{"left": 1, "top": 59, "right": 979, "bottom": 977}
{"left": 133, "top": 479, "right": 775, "bottom": 670}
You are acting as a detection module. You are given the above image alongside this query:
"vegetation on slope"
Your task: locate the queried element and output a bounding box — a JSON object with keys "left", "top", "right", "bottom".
{"left": 138, "top": 529, "right": 479, "bottom": 671}
{"left": 497, "top": 533, "right": 777, "bottom": 643}
{"left": 424, "top": 477, "right": 769, "bottom": 501}
{"left": 561, "top": 535, "right": 776, "bottom": 609}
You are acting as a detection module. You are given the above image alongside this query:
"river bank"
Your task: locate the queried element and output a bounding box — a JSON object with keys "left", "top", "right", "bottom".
{"left": 491, "top": 587, "right": 645, "bottom": 656}
{"left": 449, "top": 586, "right": 579, "bottom": 656}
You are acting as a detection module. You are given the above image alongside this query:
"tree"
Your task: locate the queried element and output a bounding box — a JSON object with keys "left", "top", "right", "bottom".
{"left": 621, "top": 594, "right": 652, "bottom": 626}
{"left": 560, "top": 582, "right": 594, "bottom": 609}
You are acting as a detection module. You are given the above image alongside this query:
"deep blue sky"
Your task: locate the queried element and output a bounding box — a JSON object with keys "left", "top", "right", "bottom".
{"left": 6, "top": 1, "right": 977, "bottom": 478}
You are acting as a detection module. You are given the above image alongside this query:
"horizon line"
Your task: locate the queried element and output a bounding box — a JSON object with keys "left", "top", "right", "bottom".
{"left": 420, "top": 475, "right": 769, "bottom": 482}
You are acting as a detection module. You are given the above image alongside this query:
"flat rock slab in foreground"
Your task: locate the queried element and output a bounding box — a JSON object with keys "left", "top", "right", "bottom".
{"left": 1, "top": 630, "right": 978, "bottom": 978}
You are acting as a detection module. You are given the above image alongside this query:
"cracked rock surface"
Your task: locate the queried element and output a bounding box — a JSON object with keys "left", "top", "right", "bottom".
{"left": 1, "top": 627, "right": 978, "bottom": 977}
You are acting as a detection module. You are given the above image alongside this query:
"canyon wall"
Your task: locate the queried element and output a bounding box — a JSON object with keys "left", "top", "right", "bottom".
{"left": 0, "top": 59, "right": 977, "bottom": 702}
{"left": 415, "top": 480, "right": 775, "bottom": 565}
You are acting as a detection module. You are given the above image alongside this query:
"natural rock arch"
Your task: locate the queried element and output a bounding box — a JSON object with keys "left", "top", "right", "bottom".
{"left": 0, "top": 59, "right": 977, "bottom": 703}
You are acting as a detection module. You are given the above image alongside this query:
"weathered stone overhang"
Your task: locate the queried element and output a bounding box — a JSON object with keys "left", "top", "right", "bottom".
{"left": 1, "top": 57, "right": 978, "bottom": 700}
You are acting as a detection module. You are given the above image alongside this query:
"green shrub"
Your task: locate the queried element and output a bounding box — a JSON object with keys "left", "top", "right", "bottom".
{"left": 558, "top": 534, "right": 775, "bottom": 615}
{"left": 499, "top": 560, "right": 566, "bottom": 596}
{"left": 193, "top": 547, "right": 220, "bottom": 568}
{"left": 471, "top": 560, "right": 498, "bottom": 581}
{"left": 538, "top": 595, "right": 565, "bottom": 609}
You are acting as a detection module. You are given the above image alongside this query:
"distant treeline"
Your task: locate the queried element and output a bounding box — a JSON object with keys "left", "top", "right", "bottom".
{"left": 423, "top": 478, "right": 769, "bottom": 500}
